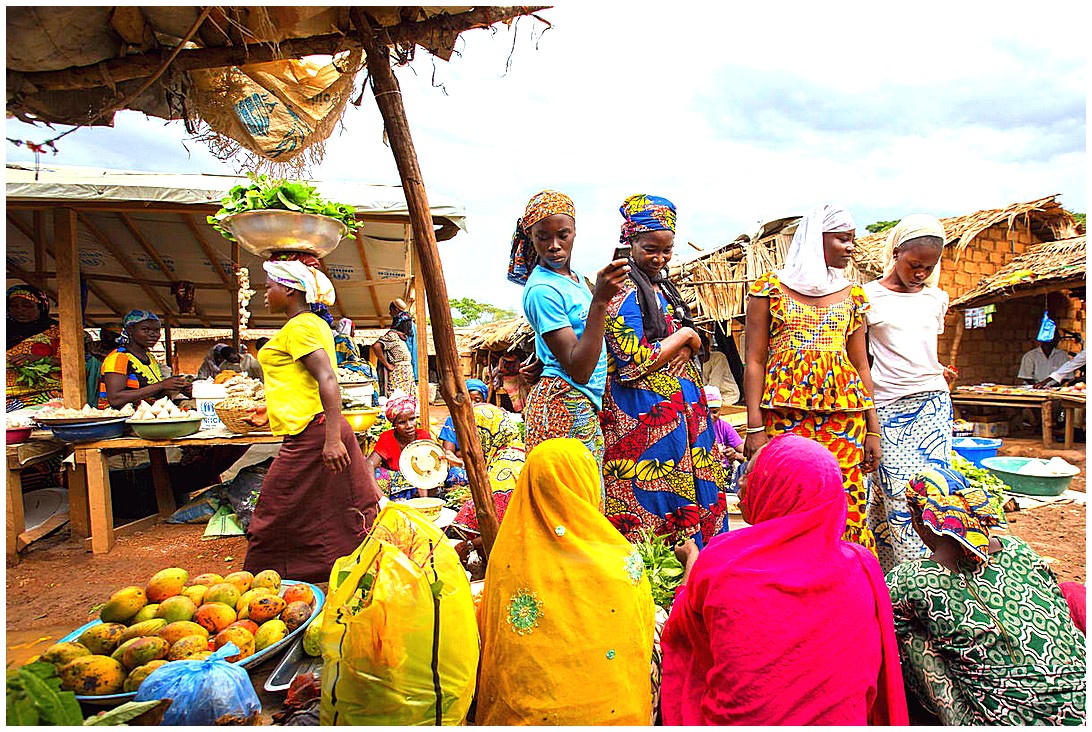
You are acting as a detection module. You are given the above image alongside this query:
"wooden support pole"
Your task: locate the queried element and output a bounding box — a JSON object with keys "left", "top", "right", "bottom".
{"left": 231, "top": 241, "right": 241, "bottom": 352}
{"left": 413, "top": 246, "right": 430, "bottom": 427}
{"left": 948, "top": 317, "right": 966, "bottom": 367}
{"left": 33, "top": 211, "right": 45, "bottom": 274}
{"left": 53, "top": 208, "right": 87, "bottom": 408}
{"left": 163, "top": 325, "right": 174, "bottom": 372}
{"left": 355, "top": 11, "right": 499, "bottom": 554}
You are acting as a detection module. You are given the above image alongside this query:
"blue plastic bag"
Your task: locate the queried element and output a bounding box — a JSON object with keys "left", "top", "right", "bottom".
{"left": 133, "top": 644, "right": 261, "bottom": 725}
{"left": 1038, "top": 310, "right": 1057, "bottom": 342}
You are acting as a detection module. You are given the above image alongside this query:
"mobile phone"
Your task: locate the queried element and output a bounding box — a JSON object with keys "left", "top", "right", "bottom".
{"left": 612, "top": 245, "right": 631, "bottom": 262}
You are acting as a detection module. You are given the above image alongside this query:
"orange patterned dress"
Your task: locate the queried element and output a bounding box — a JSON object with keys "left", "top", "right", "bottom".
{"left": 749, "top": 272, "right": 876, "bottom": 554}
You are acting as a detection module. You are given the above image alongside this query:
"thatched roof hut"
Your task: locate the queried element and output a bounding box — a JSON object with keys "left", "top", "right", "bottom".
{"left": 951, "top": 235, "right": 1085, "bottom": 310}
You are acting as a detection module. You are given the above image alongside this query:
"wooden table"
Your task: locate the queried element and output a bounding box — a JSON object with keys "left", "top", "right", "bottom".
{"left": 6, "top": 437, "right": 72, "bottom": 561}
{"left": 951, "top": 389, "right": 1085, "bottom": 449}
{"left": 69, "top": 433, "right": 284, "bottom": 555}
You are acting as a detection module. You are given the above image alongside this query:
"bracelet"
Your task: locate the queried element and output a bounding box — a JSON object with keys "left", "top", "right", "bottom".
{"left": 745, "top": 426, "right": 765, "bottom": 434}
{"left": 866, "top": 431, "right": 880, "bottom": 438}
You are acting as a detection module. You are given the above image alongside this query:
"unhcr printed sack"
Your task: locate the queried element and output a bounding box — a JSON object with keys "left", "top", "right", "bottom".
{"left": 319, "top": 503, "right": 479, "bottom": 725}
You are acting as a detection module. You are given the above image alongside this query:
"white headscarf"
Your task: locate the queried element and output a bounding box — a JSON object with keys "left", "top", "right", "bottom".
{"left": 777, "top": 204, "right": 856, "bottom": 297}
{"left": 262, "top": 260, "right": 336, "bottom": 306}
{"left": 882, "top": 214, "right": 947, "bottom": 289}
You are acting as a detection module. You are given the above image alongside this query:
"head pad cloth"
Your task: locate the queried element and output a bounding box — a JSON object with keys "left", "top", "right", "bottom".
{"left": 384, "top": 393, "right": 418, "bottom": 422}
{"left": 264, "top": 253, "right": 336, "bottom": 327}
{"left": 906, "top": 465, "right": 1005, "bottom": 563}
{"left": 619, "top": 194, "right": 677, "bottom": 243}
{"left": 336, "top": 317, "right": 354, "bottom": 336}
{"left": 882, "top": 214, "right": 946, "bottom": 289}
{"left": 465, "top": 379, "right": 489, "bottom": 400}
{"left": 507, "top": 190, "right": 576, "bottom": 286}
{"left": 777, "top": 203, "right": 856, "bottom": 297}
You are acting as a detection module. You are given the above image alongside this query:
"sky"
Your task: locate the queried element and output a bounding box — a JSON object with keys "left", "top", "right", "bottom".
{"left": 6, "top": 2, "right": 1087, "bottom": 312}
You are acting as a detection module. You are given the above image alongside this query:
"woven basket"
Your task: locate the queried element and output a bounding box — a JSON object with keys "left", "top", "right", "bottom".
{"left": 215, "top": 401, "right": 265, "bottom": 435}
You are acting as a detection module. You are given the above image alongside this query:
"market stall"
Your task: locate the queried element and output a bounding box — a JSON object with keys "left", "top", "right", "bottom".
{"left": 951, "top": 385, "right": 1086, "bottom": 449}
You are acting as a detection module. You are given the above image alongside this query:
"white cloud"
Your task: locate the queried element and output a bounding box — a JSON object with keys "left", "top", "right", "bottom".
{"left": 6, "top": 2, "right": 1086, "bottom": 312}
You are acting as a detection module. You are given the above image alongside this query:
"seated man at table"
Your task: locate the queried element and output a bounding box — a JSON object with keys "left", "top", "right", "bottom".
{"left": 1037, "top": 349, "right": 1086, "bottom": 388}
{"left": 1018, "top": 332, "right": 1071, "bottom": 386}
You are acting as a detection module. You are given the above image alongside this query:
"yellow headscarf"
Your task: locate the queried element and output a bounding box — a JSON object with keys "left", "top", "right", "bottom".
{"left": 476, "top": 438, "right": 655, "bottom": 725}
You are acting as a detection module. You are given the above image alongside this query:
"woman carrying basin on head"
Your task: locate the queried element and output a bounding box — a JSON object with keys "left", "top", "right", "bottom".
{"left": 509, "top": 190, "right": 629, "bottom": 468}
{"left": 742, "top": 203, "right": 881, "bottom": 554}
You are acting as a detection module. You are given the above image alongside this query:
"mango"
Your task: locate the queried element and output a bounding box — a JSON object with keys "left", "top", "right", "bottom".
{"left": 123, "top": 660, "right": 168, "bottom": 693}
{"left": 252, "top": 569, "right": 281, "bottom": 593}
{"left": 117, "top": 619, "right": 168, "bottom": 644}
{"left": 167, "top": 635, "right": 210, "bottom": 661}
{"left": 190, "top": 573, "right": 224, "bottom": 587}
{"left": 280, "top": 601, "right": 313, "bottom": 633}
{"left": 78, "top": 623, "right": 127, "bottom": 656}
{"left": 187, "top": 651, "right": 213, "bottom": 661}
{"left": 194, "top": 602, "right": 236, "bottom": 634}
{"left": 131, "top": 604, "right": 160, "bottom": 624}
{"left": 282, "top": 584, "right": 314, "bottom": 607}
{"left": 205, "top": 582, "right": 241, "bottom": 609}
{"left": 59, "top": 655, "right": 126, "bottom": 696}
{"left": 120, "top": 636, "right": 169, "bottom": 670}
{"left": 111, "top": 638, "right": 143, "bottom": 664}
{"left": 228, "top": 620, "right": 259, "bottom": 637}
{"left": 181, "top": 585, "right": 208, "bottom": 606}
{"left": 146, "top": 567, "right": 188, "bottom": 603}
{"left": 301, "top": 608, "right": 324, "bottom": 657}
{"left": 254, "top": 619, "right": 288, "bottom": 651}
{"left": 213, "top": 627, "right": 255, "bottom": 662}
{"left": 40, "top": 641, "right": 92, "bottom": 670}
{"left": 236, "top": 587, "right": 273, "bottom": 615}
{"left": 156, "top": 595, "right": 197, "bottom": 623}
{"left": 99, "top": 585, "right": 147, "bottom": 623}
{"left": 223, "top": 571, "right": 254, "bottom": 594}
{"left": 248, "top": 594, "right": 287, "bottom": 624}
{"left": 157, "top": 621, "right": 209, "bottom": 645}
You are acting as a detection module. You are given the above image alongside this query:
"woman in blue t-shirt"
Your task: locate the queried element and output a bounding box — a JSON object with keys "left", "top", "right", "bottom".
{"left": 507, "top": 190, "right": 629, "bottom": 467}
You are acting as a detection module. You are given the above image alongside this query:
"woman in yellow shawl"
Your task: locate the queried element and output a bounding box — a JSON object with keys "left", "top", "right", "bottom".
{"left": 476, "top": 438, "right": 656, "bottom": 725}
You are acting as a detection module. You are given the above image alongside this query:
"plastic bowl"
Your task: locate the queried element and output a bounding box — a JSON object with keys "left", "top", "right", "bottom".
{"left": 952, "top": 436, "right": 1002, "bottom": 468}
{"left": 980, "top": 456, "right": 1079, "bottom": 497}
{"left": 6, "top": 427, "right": 32, "bottom": 444}
{"left": 126, "top": 416, "right": 203, "bottom": 440}
{"left": 343, "top": 408, "right": 380, "bottom": 433}
{"left": 46, "top": 417, "right": 129, "bottom": 443}
{"left": 403, "top": 496, "right": 444, "bottom": 520}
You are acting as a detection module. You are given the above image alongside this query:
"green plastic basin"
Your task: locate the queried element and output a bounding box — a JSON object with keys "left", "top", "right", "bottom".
{"left": 980, "top": 456, "right": 1078, "bottom": 497}
{"left": 126, "top": 416, "right": 203, "bottom": 440}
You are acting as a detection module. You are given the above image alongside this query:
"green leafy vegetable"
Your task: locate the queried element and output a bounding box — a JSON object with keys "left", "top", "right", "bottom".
{"left": 634, "top": 530, "right": 685, "bottom": 610}
{"left": 6, "top": 661, "right": 84, "bottom": 726}
{"left": 207, "top": 172, "right": 362, "bottom": 242}
{"left": 13, "top": 359, "right": 59, "bottom": 388}
{"left": 82, "top": 699, "right": 168, "bottom": 726}
{"left": 950, "top": 453, "right": 1009, "bottom": 520}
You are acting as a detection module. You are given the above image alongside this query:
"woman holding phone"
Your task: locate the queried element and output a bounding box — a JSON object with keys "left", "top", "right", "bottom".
{"left": 600, "top": 194, "right": 727, "bottom": 546}
{"left": 509, "top": 190, "right": 629, "bottom": 468}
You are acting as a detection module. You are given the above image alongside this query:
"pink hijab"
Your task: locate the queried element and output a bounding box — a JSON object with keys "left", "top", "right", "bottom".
{"left": 660, "top": 434, "right": 908, "bottom": 725}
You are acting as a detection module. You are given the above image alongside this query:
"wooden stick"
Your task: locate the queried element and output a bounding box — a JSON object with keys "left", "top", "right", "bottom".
{"left": 231, "top": 241, "right": 241, "bottom": 352}
{"left": 117, "top": 212, "right": 212, "bottom": 326}
{"left": 413, "top": 246, "right": 431, "bottom": 427}
{"left": 54, "top": 208, "right": 87, "bottom": 408}
{"left": 355, "top": 9, "right": 499, "bottom": 555}
{"left": 14, "top": 7, "right": 549, "bottom": 92}
{"left": 77, "top": 213, "right": 181, "bottom": 326}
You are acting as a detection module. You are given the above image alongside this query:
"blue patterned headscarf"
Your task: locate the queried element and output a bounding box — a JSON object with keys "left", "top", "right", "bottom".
{"left": 619, "top": 194, "right": 677, "bottom": 243}
{"left": 118, "top": 309, "right": 160, "bottom": 345}
{"left": 466, "top": 379, "right": 489, "bottom": 400}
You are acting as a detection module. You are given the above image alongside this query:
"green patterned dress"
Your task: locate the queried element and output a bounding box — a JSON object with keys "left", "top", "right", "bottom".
{"left": 887, "top": 536, "right": 1086, "bottom": 725}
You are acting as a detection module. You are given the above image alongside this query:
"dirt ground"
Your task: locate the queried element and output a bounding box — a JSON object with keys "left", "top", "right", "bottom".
{"left": 5, "top": 431, "right": 1084, "bottom": 717}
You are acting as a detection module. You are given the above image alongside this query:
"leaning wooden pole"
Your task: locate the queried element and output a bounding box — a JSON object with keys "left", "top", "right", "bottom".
{"left": 356, "top": 12, "right": 499, "bottom": 555}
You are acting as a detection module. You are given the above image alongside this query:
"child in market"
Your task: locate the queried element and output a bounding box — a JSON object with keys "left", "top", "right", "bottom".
{"left": 705, "top": 385, "right": 744, "bottom": 469}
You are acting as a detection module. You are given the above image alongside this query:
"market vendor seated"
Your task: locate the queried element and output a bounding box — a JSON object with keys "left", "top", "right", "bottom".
{"left": 6, "top": 284, "right": 63, "bottom": 412}
{"left": 1018, "top": 332, "right": 1071, "bottom": 386}
{"left": 98, "top": 310, "right": 191, "bottom": 408}
{"left": 332, "top": 317, "right": 377, "bottom": 381}
{"left": 363, "top": 394, "right": 455, "bottom": 502}
{"left": 196, "top": 343, "right": 243, "bottom": 380}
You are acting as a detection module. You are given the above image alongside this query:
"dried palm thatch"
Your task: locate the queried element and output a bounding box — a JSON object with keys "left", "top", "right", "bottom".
{"left": 459, "top": 317, "right": 534, "bottom": 354}
{"left": 951, "top": 235, "right": 1086, "bottom": 310}
{"left": 853, "top": 195, "right": 1079, "bottom": 278}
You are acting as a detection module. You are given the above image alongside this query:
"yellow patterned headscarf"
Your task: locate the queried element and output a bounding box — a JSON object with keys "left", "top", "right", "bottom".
{"left": 906, "top": 465, "right": 1006, "bottom": 563}
{"left": 507, "top": 190, "right": 577, "bottom": 286}
{"left": 476, "top": 438, "right": 655, "bottom": 724}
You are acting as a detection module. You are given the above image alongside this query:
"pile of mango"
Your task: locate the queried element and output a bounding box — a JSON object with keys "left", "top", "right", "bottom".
{"left": 37, "top": 568, "right": 314, "bottom": 696}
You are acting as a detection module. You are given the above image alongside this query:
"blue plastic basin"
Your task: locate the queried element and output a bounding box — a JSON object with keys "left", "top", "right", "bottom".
{"left": 47, "top": 418, "right": 128, "bottom": 443}
{"left": 952, "top": 436, "right": 1002, "bottom": 468}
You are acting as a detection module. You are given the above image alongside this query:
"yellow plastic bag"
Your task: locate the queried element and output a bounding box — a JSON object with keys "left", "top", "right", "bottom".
{"left": 319, "top": 503, "right": 479, "bottom": 725}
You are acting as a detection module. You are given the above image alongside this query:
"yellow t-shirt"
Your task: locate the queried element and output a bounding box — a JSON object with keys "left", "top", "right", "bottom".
{"left": 258, "top": 312, "right": 336, "bottom": 436}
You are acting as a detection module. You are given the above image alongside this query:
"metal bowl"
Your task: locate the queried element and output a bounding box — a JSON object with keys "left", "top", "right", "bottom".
{"left": 126, "top": 415, "right": 204, "bottom": 440}
{"left": 221, "top": 210, "right": 348, "bottom": 259}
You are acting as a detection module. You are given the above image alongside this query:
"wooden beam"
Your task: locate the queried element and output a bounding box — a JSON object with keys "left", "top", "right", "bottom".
{"left": 116, "top": 212, "right": 212, "bottom": 326}
{"left": 356, "top": 9, "right": 498, "bottom": 555}
{"left": 13, "top": 7, "right": 550, "bottom": 92}
{"left": 6, "top": 262, "right": 58, "bottom": 302}
{"left": 354, "top": 233, "right": 385, "bottom": 317}
{"left": 54, "top": 208, "right": 87, "bottom": 408}
{"left": 183, "top": 215, "right": 234, "bottom": 290}
{"left": 77, "top": 213, "right": 180, "bottom": 326}
{"left": 413, "top": 246, "right": 430, "bottom": 427}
